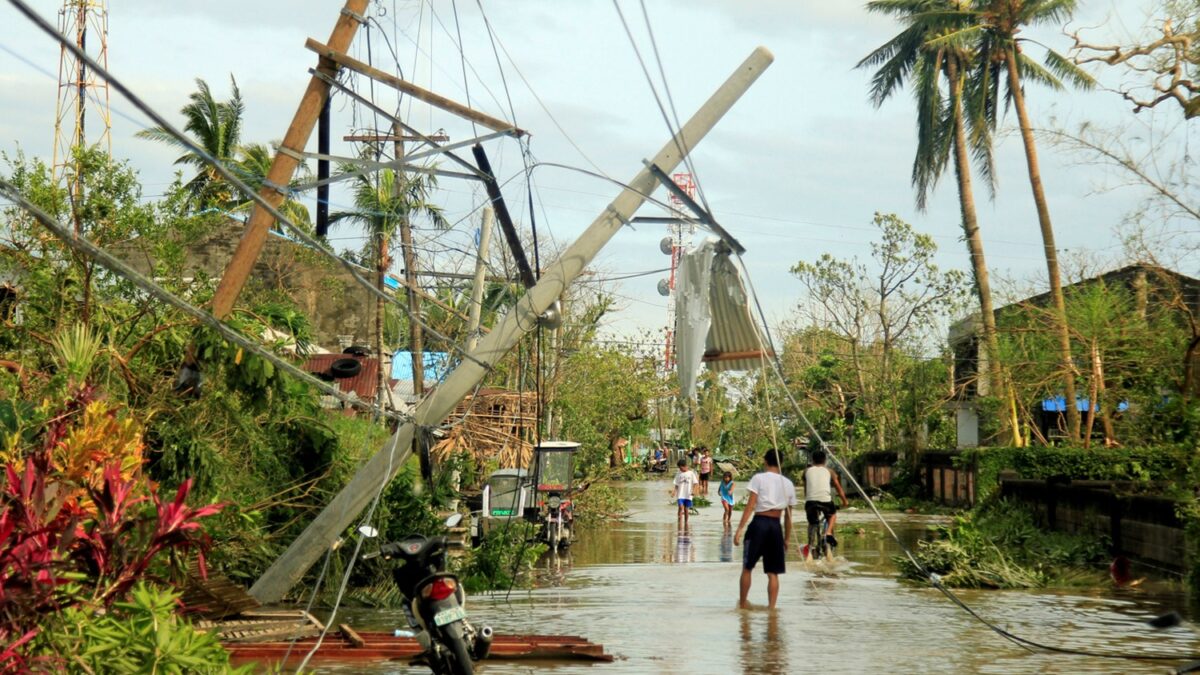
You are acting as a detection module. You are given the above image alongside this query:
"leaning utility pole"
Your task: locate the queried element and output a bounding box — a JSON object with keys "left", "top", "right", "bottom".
{"left": 465, "top": 207, "right": 494, "bottom": 352}
{"left": 209, "top": 0, "right": 368, "bottom": 320}
{"left": 249, "top": 46, "right": 774, "bottom": 603}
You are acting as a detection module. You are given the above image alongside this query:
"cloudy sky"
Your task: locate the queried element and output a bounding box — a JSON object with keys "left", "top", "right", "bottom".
{"left": 1, "top": 0, "right": 1191, "bottom": 353}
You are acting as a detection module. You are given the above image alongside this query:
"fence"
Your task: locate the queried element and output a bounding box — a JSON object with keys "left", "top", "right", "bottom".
{"left": 859, "top": 450, "right": 976, "bottom": 507}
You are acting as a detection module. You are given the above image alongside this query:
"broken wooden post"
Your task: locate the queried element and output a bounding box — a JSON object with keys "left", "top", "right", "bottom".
{"left": 248, "top": 46, "right": 774, "bottom": 604}
{"left": 209, "top": 0, "right": 368, "bottom": 319}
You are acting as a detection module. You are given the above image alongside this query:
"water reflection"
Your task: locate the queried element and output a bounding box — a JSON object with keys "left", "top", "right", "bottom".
{"left": 674, "top": 530, "right": 695, "bottom": 564}
{"left": 720, "top": 525, "right": 734, "bottom": 563}
{"left": 739, "top": 609, "right": 789, "bottom": 675}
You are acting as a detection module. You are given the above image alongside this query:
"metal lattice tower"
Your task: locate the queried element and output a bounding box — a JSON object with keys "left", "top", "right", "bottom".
{"left": 52, "top": 0, "right": 111, "bottom": 190}
{"left": 662, "top": 171, "right": 696, "bottom": 370}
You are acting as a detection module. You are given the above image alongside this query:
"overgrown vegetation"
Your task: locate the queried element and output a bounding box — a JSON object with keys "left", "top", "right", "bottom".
{"left": 896, "top": 499, "right": 1109, "bottom": 589}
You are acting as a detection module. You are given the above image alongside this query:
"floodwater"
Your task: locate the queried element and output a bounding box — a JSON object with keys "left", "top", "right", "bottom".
{"left": 322, "top": 480, "right": 1200, "bottom": 674}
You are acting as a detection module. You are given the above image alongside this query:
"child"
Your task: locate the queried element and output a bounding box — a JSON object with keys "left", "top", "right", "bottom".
{"left": 670, "top": 459, "right": 699, "bottom": 528}
{"left": 802, "top": 449, "right": 849, "bottom": 560}
{"left": 718, "top": 471, "right": 735, "bottom": 525}
{"left": 699, "top": 448, "right": 714, "bottom": 496}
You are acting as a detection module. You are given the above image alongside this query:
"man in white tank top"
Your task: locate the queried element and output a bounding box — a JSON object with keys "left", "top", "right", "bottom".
{"left": 802, "top": 448, "right": 849, "bottom": 561}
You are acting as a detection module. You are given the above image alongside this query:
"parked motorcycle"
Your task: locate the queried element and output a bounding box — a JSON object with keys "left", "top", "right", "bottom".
{"left": 541, "top": 493, "right": 574, "bottom": 550}
{"left": 362, "top": 515, "right": 492, "bottom": 675}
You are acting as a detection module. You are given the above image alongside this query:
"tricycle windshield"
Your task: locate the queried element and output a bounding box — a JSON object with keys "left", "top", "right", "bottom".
{"left": 489, "top": 475, "right": 521, "bottom": 516}
{"left": 536, "top": 451, "right": 574, "bottom": 491}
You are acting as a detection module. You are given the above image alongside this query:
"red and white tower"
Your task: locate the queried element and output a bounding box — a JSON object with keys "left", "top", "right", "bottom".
{"left": 52, "top": 0, "right": 112, "bottom": 207}
{"left": 661, "top": 171, "right": 696, "bottom": 371}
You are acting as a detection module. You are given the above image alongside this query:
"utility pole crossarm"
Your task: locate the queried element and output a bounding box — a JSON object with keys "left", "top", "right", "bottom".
{"left": 305, "top": 39, "right": 527, "bottom": 137}
{"left": 248, "top": 46, "right": 774, "bottom": 604}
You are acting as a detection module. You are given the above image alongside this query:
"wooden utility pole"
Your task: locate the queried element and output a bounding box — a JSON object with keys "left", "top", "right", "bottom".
{"left": 466, "top": 207, "right": 494, "bottom": 352}
{"left": 209, "top": 0, "right": 368, "bottom": 319}
{"left": 248, "top": 46, "right": 774, "bottom": 604}
{"left": 392, "top": 123, "right": 428, "bottom": 476}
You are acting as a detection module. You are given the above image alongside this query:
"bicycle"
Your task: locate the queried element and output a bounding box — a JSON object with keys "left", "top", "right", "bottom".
{"left": 804, "top": 506, "right": 835, "bottom": 561}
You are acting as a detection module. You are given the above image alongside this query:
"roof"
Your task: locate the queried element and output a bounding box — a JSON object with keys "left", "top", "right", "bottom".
{"left": 303, "top": 354, "right": 398, "bottom": 401}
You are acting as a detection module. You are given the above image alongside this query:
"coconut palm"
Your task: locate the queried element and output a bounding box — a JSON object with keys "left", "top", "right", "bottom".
{"left": 858, "top": 0, "right": 1019, "bottom": 443}
{"left": 329, "top": 168, "right": 448, "bottom": 406}
{"left": 953, "top": 0, "right": 1096, "bottom": 443}
{"left": 136, "top": 76, "right": 244, "bottom": 210}
{"left": 231, "top": 142, "right": 313, "bottom": 233}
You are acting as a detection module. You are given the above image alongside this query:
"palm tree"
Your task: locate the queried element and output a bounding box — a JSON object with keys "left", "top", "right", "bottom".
{"left": 963, "top": 0, "right": 1096, "bottom": 443}
{"left": 232, "top": 142, "right": 313, "bottom": 233}
{"left": 136, "top": 76, "right": 244, "bottom": 210}
{"left": 329, "top": 167, "right": 447, "bottom": 406}
{"left": 858, "top": 1, "right": 1020, "bottom": 443}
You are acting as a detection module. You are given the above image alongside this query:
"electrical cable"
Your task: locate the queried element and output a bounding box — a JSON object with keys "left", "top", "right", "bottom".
{"left": 731, "top": 250, "right": 1200, "bottom": 663}
{"left": 5, "top": 0, "right": 486, "bottom": 371}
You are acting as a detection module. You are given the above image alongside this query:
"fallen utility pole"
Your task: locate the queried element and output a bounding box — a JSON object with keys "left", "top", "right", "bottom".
{"left": 249, "top": 46, "right": 774, "bottom": 603}
{"left": 473, "top": 144, "right": 536, "bottom": 289}
{"left": 466, "top": 207, "right": 495, "bottom": 352}
{"left": 210, "top": 0, "right": 368, "bottom": 319}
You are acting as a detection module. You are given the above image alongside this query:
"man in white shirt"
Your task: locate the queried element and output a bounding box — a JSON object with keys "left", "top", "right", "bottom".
{"left": 670, "top": 459, "right": 699, "bottom": 528}
{"left": 733, "top": 448, "right": 797, "bottom": 609}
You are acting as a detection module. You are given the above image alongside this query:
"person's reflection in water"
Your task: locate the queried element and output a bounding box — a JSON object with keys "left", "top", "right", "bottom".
{"left": 738, "top": 610, "right": 789, "bottom": 675}
{"left": 720, "top": 524, "right": 734, "bottom": 563}
{"left": 674, "top": 530, "right": 694, "bottom": 563}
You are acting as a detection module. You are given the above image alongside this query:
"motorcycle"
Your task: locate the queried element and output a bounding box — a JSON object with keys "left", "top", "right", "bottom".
{"left": 362, "top": 515, "right": 492, "bottom": 675}
{"left": 541, "top": 493, "right": 574, "bottom": 550}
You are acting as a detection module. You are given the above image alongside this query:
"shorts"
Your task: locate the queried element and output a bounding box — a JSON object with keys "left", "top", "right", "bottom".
{"left": 742, "top": 515, "right": 785, "bottom": 574}
{"left": 805, "top": 500, "right": 837, "bottom": 525}
{"left": 677, "top": 498, "right": 693, "bottom": 508}
{"left": 699, "top": 472, "right": 711, "bottom": 481}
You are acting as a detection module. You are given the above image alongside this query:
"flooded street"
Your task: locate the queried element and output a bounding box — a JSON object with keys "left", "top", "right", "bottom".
{"left": 328, "top": 481, "right": 1200, "bottom": 674}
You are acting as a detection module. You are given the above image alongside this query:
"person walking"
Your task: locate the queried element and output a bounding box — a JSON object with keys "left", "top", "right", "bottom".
{"left": 670, "top": 459, "right": 699, "bottom": 529}
{"left": 699, "top": 448, "right": 714, "bottom": 496}
{"left": 718, "top": 471, "right": 735, "bottom": 525}
{"left": 733, "top": 449, "right": 796, "bottom": 610}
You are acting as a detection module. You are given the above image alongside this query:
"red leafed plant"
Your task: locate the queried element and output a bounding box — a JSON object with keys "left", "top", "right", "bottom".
{"left": 0, "top": 454, "right": 223, "bottom": 671}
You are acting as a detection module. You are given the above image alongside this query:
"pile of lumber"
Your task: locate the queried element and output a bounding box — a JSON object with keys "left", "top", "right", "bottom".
{"left": 432, "top": 389, "right": 537, "bottom": 470}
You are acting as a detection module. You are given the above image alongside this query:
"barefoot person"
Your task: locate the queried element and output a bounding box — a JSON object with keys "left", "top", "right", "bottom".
{"left": 733, "top": 449, "right": 797, "bottom": 609}
{"left": 670, "top": 459, "right": 699, "bottom": 528}
{"left": 718, "top": 471, "right": 735, "bottom": 525}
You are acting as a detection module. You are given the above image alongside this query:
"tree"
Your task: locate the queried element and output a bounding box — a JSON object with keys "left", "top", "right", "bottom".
{"left": 135, "top": 77, "right": 244, "bottom": 211}
{"left": 791, "top": 213, "right": 967, "bottom": 452}
{"left": 859, "top": 0, "right": 1019, "bottom": 443}
{"left": 1071, "top": 2, "right": 1200, "bottom": 118}
{"left": 230, "top": 142, "right": 312, "bottom": 233}
{"left": 329, "top": 167, "right": 446, "bottom": 406}
{"left": 966, "top": 0, "right": 1097, "bottom": 443}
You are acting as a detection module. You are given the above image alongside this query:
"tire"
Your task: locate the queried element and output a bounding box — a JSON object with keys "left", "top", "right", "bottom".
{"left": 329, "top": 357, "right": 362, "bottom": 379}
{"left": 343, "top": 344, "right": 371, "bottom": 356}
{"left": 444, "top": 625, "right": 475, "bottom": 675}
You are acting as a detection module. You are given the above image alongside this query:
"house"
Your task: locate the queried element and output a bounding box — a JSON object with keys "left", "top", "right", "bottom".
{"left": 302, "top": 352, "right": 405, "bottom": 413}
{"left": 949, "top": 263, "right": 1200, "bottom": 447}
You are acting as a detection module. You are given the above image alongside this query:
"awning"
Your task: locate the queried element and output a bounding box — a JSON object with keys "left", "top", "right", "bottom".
{"left": 1040, "top": 396, "right": 1129, "bottom": 413}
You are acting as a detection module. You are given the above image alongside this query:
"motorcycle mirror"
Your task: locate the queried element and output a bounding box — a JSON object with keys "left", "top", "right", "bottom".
{"left": 444, "top": 513, "right": 463, "bottom": 528}
{"left": 357, "top": 525, "right": 379, "bottom": 538}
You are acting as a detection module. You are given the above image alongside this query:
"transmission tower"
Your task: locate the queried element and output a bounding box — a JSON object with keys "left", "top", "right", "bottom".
{"left": 52, "top": 0, "right": 111, "bottom": 195}
{"left": 661, "top": 171, "right": 696, "bottom": 371}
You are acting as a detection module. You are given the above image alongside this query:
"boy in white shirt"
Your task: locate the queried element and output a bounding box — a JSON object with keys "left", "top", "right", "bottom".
{"left": 670, "top": 459, "right": 699, "bottom": 528}
{"left": 733, "top": 449, "right": 797, "bottom": 609}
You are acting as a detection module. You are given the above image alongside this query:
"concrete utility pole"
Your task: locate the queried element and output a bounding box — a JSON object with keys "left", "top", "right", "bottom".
{"left": 392, "top": 123, "right": 429, "bottom": 477}
{"left": 466, "top": 207, "right": 494, "bottom": 352}
{"left": 209, "top": 0, "right": 368, "bottom": 320}
{"left": 249, "top": 46, "right": 774, "bottom": 604}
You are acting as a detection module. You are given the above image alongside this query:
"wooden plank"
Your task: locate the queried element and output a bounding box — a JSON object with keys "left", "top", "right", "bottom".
{"left": 305, "top": 38, "right": 526, "bottom": 137}
{"left": 338, "top": 624, "right": 365, "bottom": 648}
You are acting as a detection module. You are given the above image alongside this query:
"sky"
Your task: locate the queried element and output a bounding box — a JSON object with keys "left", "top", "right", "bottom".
{"left": 1, "top": 0, "right": 1194, "bottom": 356}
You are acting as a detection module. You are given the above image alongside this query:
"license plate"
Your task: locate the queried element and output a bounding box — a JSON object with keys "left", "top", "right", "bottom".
{"left": 434, "top": 606, "right": 467, "bottom": 627}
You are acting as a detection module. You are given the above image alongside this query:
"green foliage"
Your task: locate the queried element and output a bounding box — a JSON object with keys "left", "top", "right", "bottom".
{"left": 896, "top": 499, "right": 1108, "bottom": 588}
{"left": 554, "top": 343, "right": 659, "bottom": 472}
{"left": 33, "top": 583, "right": 247, "bottom": 674}
{"left": 458, "top": 522, "right": 546, "bottom": 593}
{"left": 959, "top": 445, "right": 1188, "bottom": 502}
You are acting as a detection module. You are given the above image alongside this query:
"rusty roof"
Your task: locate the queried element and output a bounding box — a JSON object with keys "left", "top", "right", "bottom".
{"left": 303, "top": 354, "right": 398, "bottom": 401}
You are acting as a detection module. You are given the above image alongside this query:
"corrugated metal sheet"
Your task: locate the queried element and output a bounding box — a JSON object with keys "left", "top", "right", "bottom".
{"left": 303, "top": 354, "right": 398, "bottom": 401}
{"left": 704, "top": 251, "right": 769, "bottom": 372}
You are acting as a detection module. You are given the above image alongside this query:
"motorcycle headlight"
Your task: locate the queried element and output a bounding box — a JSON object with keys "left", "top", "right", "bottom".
{"left": 548, "top": 495, "right": 561, "bottom": 509}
